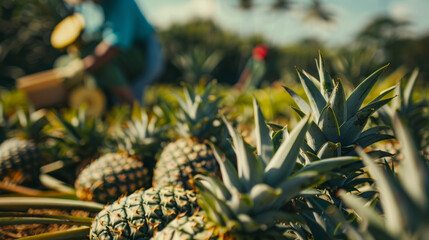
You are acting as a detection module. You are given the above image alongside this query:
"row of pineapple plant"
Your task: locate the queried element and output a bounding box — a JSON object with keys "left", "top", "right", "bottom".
{"left": 0, "top": 52, "right": 428, "bottom": 239}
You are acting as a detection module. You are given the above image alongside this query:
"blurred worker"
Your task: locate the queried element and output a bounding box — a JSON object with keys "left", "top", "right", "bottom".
{"left": 234, "top": 43, "right": 268, "bottom": 92}
{"left": 61, "top": 0, "right": 164, "bottom": 105}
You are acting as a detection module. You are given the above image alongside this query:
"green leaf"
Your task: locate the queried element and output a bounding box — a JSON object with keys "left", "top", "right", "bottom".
{"left": 316, "top": 53, "right": 335, "bottom": 100}
{"left": 296, "top": 68, "right": 327, "bottom": 120}
{"left": 306, "top": 122, "right": 327, "bottom": 153}
{"left": 355, "top": 134, "right": 394, "bottom": 149}
{"left": 209, "top": 143, "right": 244, "bottom": 193}
{"left": 346, "top": 64, "right": 389, "bottom": 118}
{"left": 253, "top": 97, "right": 274, "bottom": 167}
{"left": 265, "top": 116, "right": 310, "bottom": 186}
{"left": 284, "top": 86, "right": 311, "bottom": 114}
{"left": 275, "top": 171, "right": 322, "bottom": 208}
{"left": 249, "top": 183, "right": 282, "bottom": 211}
{"left": 296, "top": 156, "right": 360, "bottom": 174}
{"left": 318, "top": 105, "right": 340, "bottom": 143}
{"left": 393, "top": 114, "right": 429, "bottom": 210}
{"left": 316, "top": 142, "right": 341, "bottom": 159}
{"left": 356, "top": 147, "right": 417, "bottom": 235}
{"left": 329, "top": 79, "right": 347, "bottom": 125}
{"left": 222, "top": 116, "right": 264, "bottom": 191}
{"left": 339, "top": 192, "right": 391, "bottom": 238}
{"left": 340, "top": 108, "right": 374, "bottom": 146}
{"left": 196, "top": 175, "right": 231, "bottom": 201}
{"left": 0, "top": 198, "right": 103, "bottom": 212}
{"left": 14, "top": 226, "right": 90, "bottom": 240}
{"left": 359, "top": 97, "right": 394, "bottom": 113}
{"left": 403, "top": 68, "right": 419, "bottom": 107}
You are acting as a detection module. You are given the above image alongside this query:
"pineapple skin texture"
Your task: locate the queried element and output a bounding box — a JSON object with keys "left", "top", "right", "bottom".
{"left": 153, "top": 138, "right": 220, "bottom": 190}
{"left": 90, "top": 186, "right": 198, "bottom": 240}
{"left": 0, "top": 138, "right": 43, "bottom": 185}
{"left": 75, "top": 153, "right": 152, "bottom": 204}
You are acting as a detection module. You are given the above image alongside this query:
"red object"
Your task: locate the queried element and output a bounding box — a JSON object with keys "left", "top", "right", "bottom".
{"left": 252, "top": 44, "right": 268, "bottom": 60}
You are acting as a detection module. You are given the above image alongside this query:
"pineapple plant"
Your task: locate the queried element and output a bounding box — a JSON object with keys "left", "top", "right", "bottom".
{"left": 374, "top": 68, "right": 429, "bottom": 160}
{"left": 75, "top": 106, "right": 168, "bottom": 203}
{"left": 335, "top": 113, "right": 429, "bottom": 239}
{"left": 0, "top": 108, "right": 50, "bottom": 187}
{"left": 44, "top": 106, "right": 107, "bottom": 185}
{"left": 284, "top": 53, "right": 394, "bottom": 160}
{"left": 152, "top": 81, "right": 224, "bottom": 190}
{"left": 89, "top": 186, "right": 198, "bottom": 239}
{"left": 153, "top": 98, "right": 359, "bottom": 239}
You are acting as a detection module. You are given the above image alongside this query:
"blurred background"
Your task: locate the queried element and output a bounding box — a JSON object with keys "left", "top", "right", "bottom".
{"left": 1, "top": 0, "right": 429, "bottom": 89}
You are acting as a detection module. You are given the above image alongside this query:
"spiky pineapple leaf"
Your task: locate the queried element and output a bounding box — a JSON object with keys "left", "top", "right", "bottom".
{"left": 316, "top": 53, "right": 335, "bottom": 100}
{"left": 403, "top": 68, "right": 419, "bottom": 107}
{"left": 222, "top": 116, "right": 264, "bottom": 191}
{"left": 329, "top": 79, "right": 347, "bottom": 125}
{"left": 296, "top": 68, "right": 327, "bottom": 120}
{"left": 346, "top": 64, "right": 389, "bottom": 118}
{"left": 265, "top": 115, "right": 310, "bottom": 185}
{"left": 295, "top": 156, "right": 360, "bottom": 175}
{"left": 316, "top": 142, "right": 341, "bottom": 159}
{"left": 340, "top": 108, "right": 374, "bottom": 146}
{"left": 284, "top": 86, "right": 311, "bottom": 114}
{"left": 318, "top": 105, "right": 340, "bottom": 143}
{"left": 253, "top": 97, "right": 274, "bottom": 166}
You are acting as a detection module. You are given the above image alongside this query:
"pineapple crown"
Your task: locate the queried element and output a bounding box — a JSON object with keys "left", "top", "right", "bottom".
{"left": 13, "top": 107, "right": 49, "bottom": 143}
{"left": 285, "top": 52, "right": 393, "bottom": 157}
{"left": 194, "top": 98, "right": 359, "bottom": 235}
{"left": 171, "top": 81, "right": 223, "bottom": 140}
{"left": 47, "top": 107, "right": 106, "bottom": 161}
{"left": 337, "top": 113, "right": 429, "bottom": 239}
{"left": 111, "top": 105, "right": 168, "bottom": 159}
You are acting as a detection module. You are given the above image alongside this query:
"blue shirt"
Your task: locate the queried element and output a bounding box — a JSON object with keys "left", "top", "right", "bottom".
{"left": 76, "top": 0, "right": 155, "bottom": 50}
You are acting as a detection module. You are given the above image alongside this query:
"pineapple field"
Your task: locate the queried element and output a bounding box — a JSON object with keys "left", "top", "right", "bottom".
{"left": 2, "top": 1, "right": 429, "bottom": 239}
{"left": 0, "top": 52, "right": 428, "bottom": 240}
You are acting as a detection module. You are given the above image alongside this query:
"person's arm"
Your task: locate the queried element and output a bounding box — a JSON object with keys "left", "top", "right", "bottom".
{"left": 83, "top": 41, "right": 120, "bottom": 72}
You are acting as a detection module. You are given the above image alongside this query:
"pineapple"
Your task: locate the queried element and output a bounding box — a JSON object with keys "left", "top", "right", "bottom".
{"left": 284, "top": 53, "right": 394, "bottom": 160}
{"left": 336, "top": 113, "right": 429, "bottom": 239}
{"left": 89, "top": 186, "right": 198, "bottom": 239}
{"left": 152, "top": 82, "right": 224, "bottom": 190}
{"left": 74, "top": 106, "right": 169, "bottom": 203}
{"left": 75, "top": 153, "right": 152, "bottom": 204}
{"left": 153, "top": 98, "right": 359, "bottom": 239}
{"left": 0, "top": 108, "right": 49, "bottom": 186}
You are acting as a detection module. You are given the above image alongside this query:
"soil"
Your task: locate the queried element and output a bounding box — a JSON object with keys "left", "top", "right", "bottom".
{"left": 0, "top": 209, "right": 97, "bottom": 240}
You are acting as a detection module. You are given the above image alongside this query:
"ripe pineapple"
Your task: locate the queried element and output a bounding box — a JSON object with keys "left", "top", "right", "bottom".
{"left": 89, "top": 186, "right": 198, "bottom": 239}
{"left": 284, "top": 53, "right": 393, "bottom": 160}
{"left": 152, "top": 82, "right": 224, "bottom": 190}
{"left": 0, "top": 108, "right": 49, "bottom": 186}
{"left": 75, "top": 153, "right": 152, "bottom": 204}
{"left": 153, "top": 99, "right": 358, "bottom": 239}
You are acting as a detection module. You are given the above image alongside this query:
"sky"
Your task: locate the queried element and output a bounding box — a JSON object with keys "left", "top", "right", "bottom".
{"left": 139, "top": 0, "right": 429, "bottom": 46}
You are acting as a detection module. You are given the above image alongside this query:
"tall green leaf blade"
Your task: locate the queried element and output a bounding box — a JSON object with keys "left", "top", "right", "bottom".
{"left": 284, "top": 86, "right": 311, "bottom": 114}
{"left": 265, "top": 116, "right": 310, "bottom": 185}
{"left": 394, "top": 114, "right": 429, "bottom": 210}
{"left": 210, "top": 143, "right": 244, "bottom": 193}
{"left": 404, "top": 68, "right": 419, "bottom": 107}
{"left": 318, "top": 105, "right": 340, "bottom": 143}
{"left": 306, "top": 122, "right": 327, "bottom": 153}
{"left": 253, "top": 97, "right": 273, "bottom": 167}
{"left": 296, "top": 156, "right": 360, "bottom": 174}
{"left": 297, "top": 68, "right": 327, "bottom": 120}
{"left": 346, "top": 64, "right": 389, "bottom": 118}
{"left": 340, "top": 109, "right": 374, "bottom": 146}
{"left": 316, "top": 53, "right": 335, "bottom": 99}
{"left": 356, "top": 147, "right": 417, "bottom": 235}
{"left": 329, "top": 79, "right": 347, "bottom": 125}
{"left": 222, "top": 116, "right": 264, "bottom": 191}
{"left": 316, "top": 142, "right": 341, "bottom": 159}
